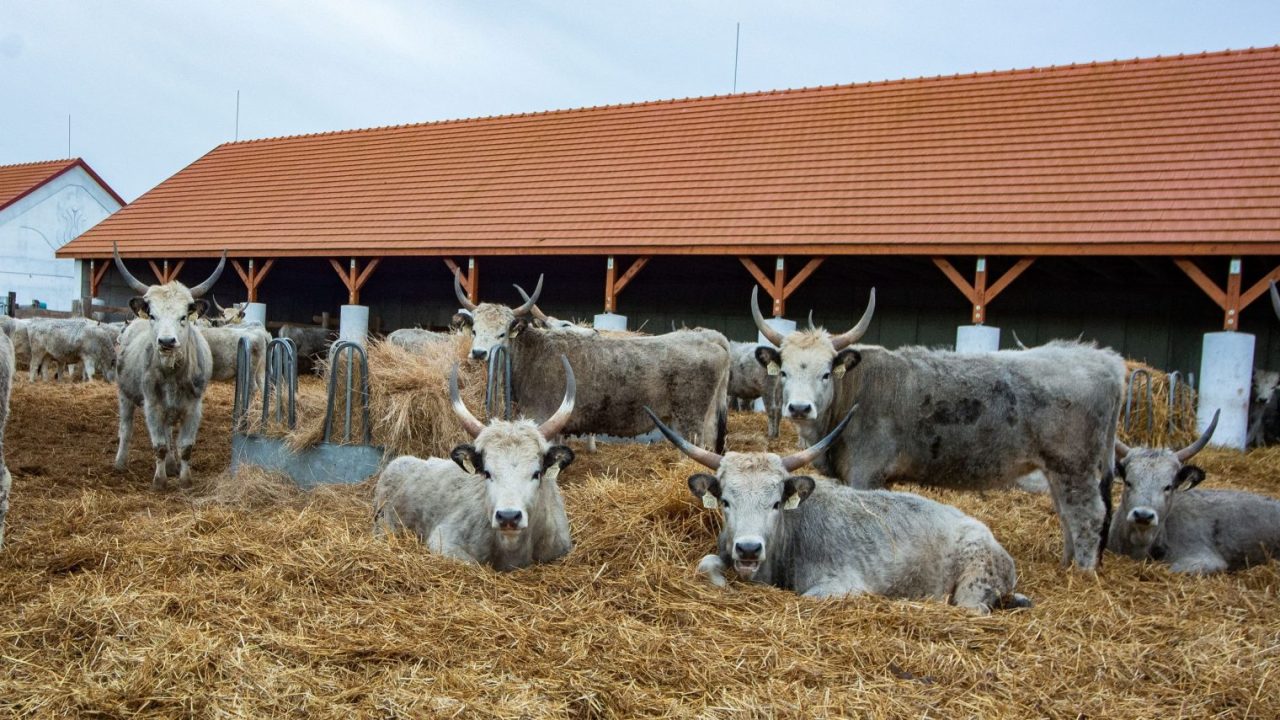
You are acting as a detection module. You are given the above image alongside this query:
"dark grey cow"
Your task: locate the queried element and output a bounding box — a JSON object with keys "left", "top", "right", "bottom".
{"left": 113, "top": 245, "right": 226, "bottom": 489}
{"left": 277, "top": 324, "right": 335, "bottom": 374}
{"left": 0, "top": 331, "right": 12, "bottom": 547}
{"left": 454, "top": 273, "right": 730, "bottom": 450}
{"left": 752, "top": 288, "right": 1125, "bottom": 571}
{"left": 1111, "top": 411, "right": 1280, "bottom": 574}
{"left": 649, "top": 406, "right": 1029, "bottom": 614}
{"left": 374, "top": 357, "right": 577, "bottom": 570}
{"left": 728, "top": 341, "right": 781, "bottom": 438}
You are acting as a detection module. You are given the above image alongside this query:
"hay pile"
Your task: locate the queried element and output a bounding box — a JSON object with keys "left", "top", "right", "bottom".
{"left": 1, "top": 377, "right": 1279, "bottom": 717}
{"left": 1121, "top": 359, "right": 1200, "bottom": 449}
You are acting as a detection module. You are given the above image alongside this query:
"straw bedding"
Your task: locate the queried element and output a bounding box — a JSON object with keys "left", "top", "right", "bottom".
{"left": 1, "top": 375, "right": 1278, "bottom": 717}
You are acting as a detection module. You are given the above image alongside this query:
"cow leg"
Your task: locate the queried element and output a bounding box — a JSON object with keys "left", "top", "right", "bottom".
{"left": 175, "top": 401, "right": 204, "bottom": 488}
{"left": 951, "top": 532, "right": 1018, "bottom": 615}
{"left": 143, "top": 403, "right": 172, "bottom": 490}
{"left": 427, "top": 526, "right": 480, "bottom": 564}
{"left": 1170, "top": 552, "right": 1228, "bottom": 575}
{"left": 1047, "top": 472, "right": 1106, "bottom": 571}
{"left": 28, "top": 349, "right": 43, "bottom": 382}
{"left": 696, "top": 554, "right": 728, "bottom": 588}
{"left": 114, "top": 395, "right": 136, "bottom": 471}
{"left": 0, "top": 465, "right": 10, "bottom": 548}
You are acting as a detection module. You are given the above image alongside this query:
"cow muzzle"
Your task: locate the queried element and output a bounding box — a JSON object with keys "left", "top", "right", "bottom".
{"left": 494, "top": 508, "right": 525, "bottom": 533}
{"left": 732, "top": 537, "right": 765, "bottom": 578}
{"left": 787, "top": 402, "right": 815, "bottom": 419}
{"left": 157, "top": 336, "right": 178, "bottom": 352}
{"left": 471, "top": 348, "right": 489, "bottom": 361}
{"left": 1128, "top": 507, "right": 1158, "bottom": 528}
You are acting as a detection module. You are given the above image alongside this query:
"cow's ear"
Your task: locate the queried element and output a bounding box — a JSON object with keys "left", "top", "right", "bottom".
{"left": 1115, "top": 461, "right": 1126, "bottom": 479}
{"left": 688, "top": 473, "right": 722, "bottom": 508}
{"left": 542, "top": 445, "right": 575, "bottom": 482}
{"left": 128, "top": 297, "right": 150, "bottom": 319}
{"left": 781, "top": 475, "right": 816, "bottom": 510}
{"left": 450, "top": 444, "right": 483, "bottom": 475}
{"left": 1176, "top": 464, "right": 1206, "bottom": 490}
{"left": 754, "top": 346, "right": 782, "bottom": 376}
{"left": 832, "top": 348, "right": 861, "bottom": 379}
{"left": 509, "top": 318, "right": 527, "bottom": 337}
{"left": 451, "top": 313, "right": 473, "bottom": 331}
{"left": 188, "top": 300, "right": 209, "bottom": 320}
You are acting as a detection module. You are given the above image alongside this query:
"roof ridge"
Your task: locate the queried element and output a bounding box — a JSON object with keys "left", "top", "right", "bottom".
{"left": 219, "top": 45, "right": 1280, "bottom": 148}
{"left": 0, "top": 157, "right": 78, "bottom": 170}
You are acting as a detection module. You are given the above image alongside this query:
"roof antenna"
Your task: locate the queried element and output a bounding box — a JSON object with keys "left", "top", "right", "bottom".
{"left": 235, "top": 90, "right": 240, "bottom": 141}
{"left": 66, "top": 114, "right": 71, "bottom": 158}
{"left": 732, "top": 22, "right": 741, "bottom": 93}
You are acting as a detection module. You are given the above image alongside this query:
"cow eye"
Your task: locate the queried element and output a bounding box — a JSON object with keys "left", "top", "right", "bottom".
{"left": 498, "top": 332, "right": 506, "bottom": 338}
{"left": 720, "top": 499, "right": 730, "bottom": 508}
{"left": 772, "top": 501, "right": 780, "bottom": 510}
{"left": 532, "top": 470, "right": 541, "bottom": 481}
{"left": 821, "top": 372, "right": 831, "bottom": 381}
{"left": 483, "top": 470, "right": 492, "bottom": 480}
{"left": 779, "top": 371, "right": 788, "bottom": 379}
{"left": 1123, "top": 480, "right": 1132, "bottom": 488}
{"left": 1163, "top": 484, "right": 1173, "bottom": 492}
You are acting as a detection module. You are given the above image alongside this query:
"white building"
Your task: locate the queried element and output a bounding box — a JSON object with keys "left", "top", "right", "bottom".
{"left": 0, "top": 158, "right": 124, "bottom": 311}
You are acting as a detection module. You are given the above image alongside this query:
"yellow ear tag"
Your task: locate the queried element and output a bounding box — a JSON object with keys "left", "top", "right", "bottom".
{"left": 833, "top": 364, "right": 847, "bottom": 379}
{"left": 544, "top": 465, "right": 560, "bottom": 483}
{"left": 782, "top": 494, "right": 802, "bottom": 510}
{"left": 461, "top": 457, "right": 476, "bottom": 474}
{"left": 767, "top": 362, "right": 780, "bottom": 376}
{"left": 138, "top": 310, "right": 151, "bottom": 320}
{"left": 702, "top": 493, "right": 719, "bottom": 509}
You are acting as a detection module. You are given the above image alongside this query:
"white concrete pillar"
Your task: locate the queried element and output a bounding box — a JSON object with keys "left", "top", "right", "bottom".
{"left": 1197, "top": 331, "right": 1254, "bottom": 450}
{"left": 244, "top": 302, "right": 267, "bottom": 326}
{"left": 594, "top": 313, "right": 627, "bottom": 331}
{"left": 339, "top": 305, "right": 369, "bottom": 345}
{"left": 956, "top": 325, "right": 1000, "bottom": 353}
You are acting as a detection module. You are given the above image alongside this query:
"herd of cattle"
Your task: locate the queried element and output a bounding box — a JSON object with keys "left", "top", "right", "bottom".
{"left": 0, "top": 251, "right": 1279, "bottom": 614}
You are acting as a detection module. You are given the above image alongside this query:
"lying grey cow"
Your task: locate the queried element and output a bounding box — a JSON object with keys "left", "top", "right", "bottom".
{"left": 373, "top": 356, "right": 577, "bottom": 571}
{"left": 387, "top": 327, "right": 455, "bottom": 353}
{"left": 1110, "top": 411, "right": 1280, "bottom": 574}
{"left": 649, "top": 406, "right": 1029, "bottom": 614}
{"left": 26, "top": 318, "right": 116, "bottom": 382}
{"left": 0, "top": 331, "right": 13, "bottom": 547}
{"left": 113, "top": 244, "right": 226, "bottom": 489}
{"left": 751, "top": 288, "right": 1124, "bottom": 571}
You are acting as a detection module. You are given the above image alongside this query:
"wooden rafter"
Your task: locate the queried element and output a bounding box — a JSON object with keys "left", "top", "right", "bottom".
{"left": 443, "top": 257, "right": 479, "bottom": 303}
{"left": 933, "top": 257, "right": 1034, "bottom": 324}
{"left": 147, "top": 259, "right": 185, "bottom": 284}
{"left": 739, "top": 256, "right": 826, "bottom": 317}
{"left": 330, "top": 257, "right": 382, "bottom": 305}
{"left": 89, "top": 259, "right": 110, "bottom": 297}
{"left": 231, "top": 258, "right": 276, "bottom": 302}
{"left": 604, "top": 256, "right": 651, "bottom": 313}
{"left": 1174, "top": 257, "right": 1280, "bottom": 330}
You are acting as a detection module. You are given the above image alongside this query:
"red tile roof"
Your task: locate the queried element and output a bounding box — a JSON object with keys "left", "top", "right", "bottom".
{"left": 0, "top": 158, "right": 125, "bottom": 215}
{"left": 62, "top": 46, "right": 1280, "bottom": 259}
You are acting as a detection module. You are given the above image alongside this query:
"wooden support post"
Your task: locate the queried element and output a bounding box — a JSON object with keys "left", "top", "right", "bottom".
{"left": 232, "top": 258, "right": 276, "bottom": 302}
{"left": 443, "top": 257, "right": 479, "bottom": 303}
{"left": 329, "top": 257, "right": 382, "bottom": 305}
{"left": 146, "top": 259, "right": 185, "bottom": 284}
{"left": 739, "top": 256, "right": 826, "bottom": 317}
{"left": 89, "top": 259, "right": 109, "bottom": 298}
{"left": 932, "top": 257, "right": 1034, "bottom": 324}
{"left": 1175, "top": 257, "right": 1280, "bottom": 330}
{"left": 603, "top": 256, "right": 650, "bottom": 313}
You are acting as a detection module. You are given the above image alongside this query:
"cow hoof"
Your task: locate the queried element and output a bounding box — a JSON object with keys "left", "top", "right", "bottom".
{"left": 998, "top": 593, "right": 1034, "bottom": 610}
{"left": 151, "top": 477, "right": 167, "bottom": 491}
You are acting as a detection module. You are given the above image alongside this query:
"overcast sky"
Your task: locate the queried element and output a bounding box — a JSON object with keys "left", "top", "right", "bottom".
{"left": 3, "top": 1, "right": 1278, "bottom": 201}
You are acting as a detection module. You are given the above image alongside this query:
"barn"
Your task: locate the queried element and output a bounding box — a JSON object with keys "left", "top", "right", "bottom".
{"left": 58, "top": 47, "right": 1280, "bottom": 443}
{"left": 0, "top": 158, "right": 124, "bottom": 312}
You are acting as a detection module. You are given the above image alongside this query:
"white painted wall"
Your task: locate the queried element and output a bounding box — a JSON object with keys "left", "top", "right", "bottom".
{"left": 0, "top": 165, "right": 121, "bottom": 311}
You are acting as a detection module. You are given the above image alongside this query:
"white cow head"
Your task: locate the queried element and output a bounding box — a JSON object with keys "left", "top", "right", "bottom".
{"left": 209, "top": 296, "right": 247, "bottom": 326}
{"left": 751, "top": 286, "right": 875, "bottom": 422}
{"left": 449, "top": 270, "right": 542, "bottom": 361}
{"left": 1113, "top": 410, "right": 1218, "bottom": 555}
{"left": 448, "top": 355, "right": 576, "bottom": 548}
{"left": 114, "top": 243, "right": 225, "bottom": 367}
{"left": 648, "top": 404, "right": 856, "bottom": 581}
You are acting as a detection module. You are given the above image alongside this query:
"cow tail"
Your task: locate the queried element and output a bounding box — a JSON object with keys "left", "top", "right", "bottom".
{"left": 1097, "top": 462, "right": 1114, "bottom": 569}
{"left": 714, "top": 405, "right": 727, "bottom": 455}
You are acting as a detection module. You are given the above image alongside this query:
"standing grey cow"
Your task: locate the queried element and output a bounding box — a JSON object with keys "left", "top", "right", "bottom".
{"left": 728, "top": 341, "right": 781, "bottom": 438}
{"left": 26, "top": 318, "right": 117, "bottom": 382}
{"left": 648, "top": 406, "right": 1029, "bottom": 614}
{"left": 201, "top": 322, "right": 269, "bottom": 392}
{"left": 1111, "top": 411, "right": 1280, "bottom": 573}
{"left": 0, "top": 331, "right": 13, "bottom": 548}
{"left": 0, "top": 317, "right": 31, "bottom": 369}
{"left": 277, "top": 324, "right": 335, "bottom": 374}
{"left": 751, "top": 288, "right": 1125, "bottom": 571}
{"left": 373, "top": 357, "right": 577, "bottom": 570}
{"left": 454, "top": 272, "right": 730, "bottom": 450}
{"left": 112, "top": 245, "right": 226, "bottom": 489}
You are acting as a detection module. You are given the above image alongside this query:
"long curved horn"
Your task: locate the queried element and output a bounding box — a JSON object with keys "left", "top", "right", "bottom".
{"left": 212, "top": 294, "right": 226, "bottom": 313}
{"left": 645, "top": 406, "right": 723, "bottom": 470}
{"left": 112, "top": 242, "right": 150, "bottom": 293}
{"left": 781, "top": 404, "right": 857, "bottom": 471}
{"left": 514, "top": 285, "right": 551, "bottom": 323}
{"left": 807, "top": 309, "right": 816, "bottom": 330}
{"left": 1114, "top": 438, "right": 1130, "bottom": 461}
{"left": 1176, "top": 409, "right": 1219, "bottom": 462}
{"left": 187, "top": 251, "right": 227, "bottom": 298}
{"left": 751, "top": 286, "right": 786, "bottom": 347}
{"left": 512, "top": 275, "right": 543, "bottom": 317}
{"left": 1271, "top": 281, "right": 1280, "bottom": 322}
{"left": 537, "top": 355, "right": 576, "bottom": 439}
{"left": 1012, "top": 330, "right": 1029, "bottom": 350}
{"left": 453, "top": 268, "right": 478, "bottom": 312}
{"left": 448, "top": 364, "right": 486, "bottom": 438}
{"left": 830, "top": 289, "right": 876, "bottom": 351}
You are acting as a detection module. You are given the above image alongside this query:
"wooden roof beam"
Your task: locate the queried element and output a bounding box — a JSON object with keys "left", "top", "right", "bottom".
{"left": 330, "top": 257, "right": 381, "bottom": 305}
{"left": 604, "top": 256, "right": 651, "bottom": 313}
{"left": 231, "top": 258, "right": 276, "bottom": 303}
{"left": 1176, "top": 258, "right": 1280, "bottom": 330}
{"left": 740, "top": 256, "right": 826, "bottom": 317}
{"left": 89, "top": 259, "right": 110, "bottom": 298}
{"left": 443, "top": 258, "right": 479, "bottom": 304}
{"left": 933, "top": 257, "right": 1034, "bottom": 325}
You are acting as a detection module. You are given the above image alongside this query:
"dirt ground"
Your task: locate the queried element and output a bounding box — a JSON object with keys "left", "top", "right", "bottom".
{"left": 0, "top": 374, "right": 1278, "bottom": 718}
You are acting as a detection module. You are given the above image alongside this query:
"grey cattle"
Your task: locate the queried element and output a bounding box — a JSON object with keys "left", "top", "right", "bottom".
{"left": 374, "top": 356, "right": 577, "bottom": 570}
{"left": 112, "top": 245, "right": 226, "bottom": 489}
{"left": 0, "top": 317, "right": 30, "bottom": 369}
{"left": 1246, "top": 368, "right": 1280, "bottom": 448}
{"left": 649, "top": 406, "right": 1028, "bottom": 614}
{"left": 1111, "top": 411, "right": 1280, "bottom": 573}
{"left": 510, "top": 291, "right": 599, "bottom": 337}
{"left": 728, "top": 341, "right": 781, "bottom": 438}
{"left": 387, "top": 327, "right": 455, "bottom": 353}
{"left": 454, "top": 273, "right": 730, "bottom": 450}
{"left": 0, "top": 331, "right": 13, "bottom": 547}
{"left": 26, "top": 318, "right": 117, "bottom": 382}
{"left": 277, "top": 324, "right": 335, "bottom": 374}
{"left": 752, "top": 288, "right": 1125, "bottom": 571}
{"left": 201, "top": 322, "right": 269, "bottom": 392}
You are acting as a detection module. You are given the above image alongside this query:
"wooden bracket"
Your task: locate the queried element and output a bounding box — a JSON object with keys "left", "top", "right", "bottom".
{"left": 932, "top": 257, "right": 1034, "bottom": 324}
{"left": 443, "top": 257, "right": 479, "bottom": 303}
{"left": 1174, "top": 257, "right": 1280, "bottom": 330}
{"left": 231, "top": 258, "right": 276, "bottom": 303}
{"left": 147, "top": 259, "right": 186, "bottom": 284}
{"left": 604, "top": 256, "right": 651, "bottom": 313}
{"left": 330, "top": 257, "right": 381, "bottom": 305}
{"left": 89, "top": 259, "right": 110, "bottom": 297}
{"left": 739, "top": 256, "right": 825, "bottom": 317}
